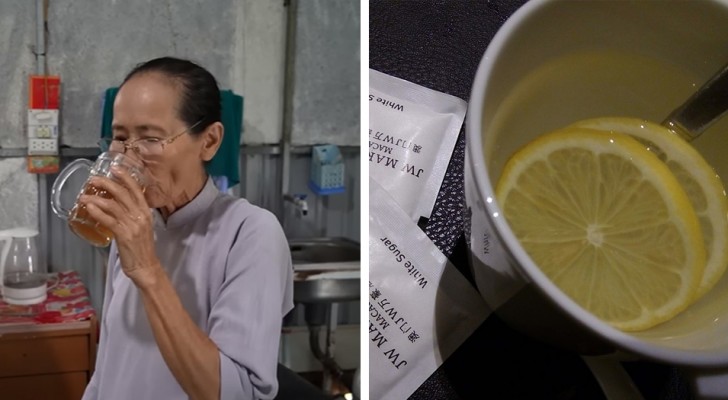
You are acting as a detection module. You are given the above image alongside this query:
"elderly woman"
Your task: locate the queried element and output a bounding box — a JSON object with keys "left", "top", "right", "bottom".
{"left": 80, "top": 57, "right": 294, "bottom": 400}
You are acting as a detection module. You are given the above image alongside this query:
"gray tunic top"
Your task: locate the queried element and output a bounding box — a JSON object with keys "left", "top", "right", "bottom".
{"left": 82, "top": 178, "right": 294, "bottom": 400}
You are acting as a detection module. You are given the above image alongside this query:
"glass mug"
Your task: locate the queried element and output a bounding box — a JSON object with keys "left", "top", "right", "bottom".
{"left": 51, "top": 151, "right": 147, "bottom": 247}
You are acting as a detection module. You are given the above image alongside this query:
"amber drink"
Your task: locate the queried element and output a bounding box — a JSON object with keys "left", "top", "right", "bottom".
{"left": 67, "top": 183, "right": 115, "bottom": 247}
{"left": 51, "top": 151, "right": 146, "bottom": 247}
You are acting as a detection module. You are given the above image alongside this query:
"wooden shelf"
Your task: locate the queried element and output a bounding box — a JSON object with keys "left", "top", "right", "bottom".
{"left": 0, "top": 317, "right": 97, "bottom": 400}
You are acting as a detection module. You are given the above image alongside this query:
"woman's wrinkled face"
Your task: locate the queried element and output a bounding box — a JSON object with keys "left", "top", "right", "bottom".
{"left": 111, "top": 72, "right": 205, "bottom": 209}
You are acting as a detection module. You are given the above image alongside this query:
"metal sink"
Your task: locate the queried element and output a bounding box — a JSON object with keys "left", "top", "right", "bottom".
{"left": 287, "top": 238, "right": 361, "bottom": 389}
{"left": 289, "top": 237, "right": 360, "bottom": 264}
{"left": 289, "top": 237, "right": 360, "bottom": 304}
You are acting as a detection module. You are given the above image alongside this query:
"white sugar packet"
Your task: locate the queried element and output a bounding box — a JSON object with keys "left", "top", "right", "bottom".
{"left": 369, "top": 177, "right": 490, "bottom": 400}
{"left": 369, "top": 69, "right": 467, "bottom": 223}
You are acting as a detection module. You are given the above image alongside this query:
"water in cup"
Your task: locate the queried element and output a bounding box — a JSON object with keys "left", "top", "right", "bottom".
{"left": 488, "top": 51, "right": 728, "bottom": 332}
{"left": 485, "top": 50, "right": 712, "bottom": 178}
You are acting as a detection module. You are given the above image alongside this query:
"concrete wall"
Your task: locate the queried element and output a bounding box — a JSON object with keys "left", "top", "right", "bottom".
{"left": 50, "top": 0, "right": 286, "bottom": 146}
{"left": 1, "top": 1, "right": 288, "bottom": 147}
{"left": 0, "top": 0, "right": 360, "bottom": 148}
{"left": 0, "top": 1, "right": 37, "bottom": 149}
{"left": 0, "top": 158, "right": 38, "bottom": 230}
{"left": 290, "top": 0, "right": 361, "bottom": 146}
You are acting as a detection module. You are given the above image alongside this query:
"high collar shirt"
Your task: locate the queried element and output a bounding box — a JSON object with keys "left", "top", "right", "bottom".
{"left": 82, "top": 177, "right": 294, "bottom": 399}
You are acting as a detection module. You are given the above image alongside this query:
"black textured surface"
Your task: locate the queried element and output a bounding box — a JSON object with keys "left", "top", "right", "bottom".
{"left": 369, "top": 1, "right": 694, "bottom": 399}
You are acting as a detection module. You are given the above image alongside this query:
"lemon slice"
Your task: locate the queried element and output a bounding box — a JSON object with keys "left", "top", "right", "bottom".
{"left": 496, "top": 127, "right": 705, "bottom": 331}
{"left": 569, "top": 117, "right": 728, "bottom": 299}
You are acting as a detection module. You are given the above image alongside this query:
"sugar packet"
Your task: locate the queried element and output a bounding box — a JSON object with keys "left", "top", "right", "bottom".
{"left": 369, "top": 177, "right": 490, "bottom": 399}
{"left": 369, "top": 69, "right": 467, "bottom": 223}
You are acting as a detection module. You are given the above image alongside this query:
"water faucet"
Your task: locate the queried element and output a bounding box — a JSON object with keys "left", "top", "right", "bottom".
{"left": 283, "top": 193, "right": 308, "bottom": 217}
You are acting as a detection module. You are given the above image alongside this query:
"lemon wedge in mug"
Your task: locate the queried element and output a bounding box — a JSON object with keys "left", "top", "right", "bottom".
{"left": 495, "top": 127, "right": 705, "bottom": 331}
{"left": 569, "top": 117, "right": 728, "bottom": 300}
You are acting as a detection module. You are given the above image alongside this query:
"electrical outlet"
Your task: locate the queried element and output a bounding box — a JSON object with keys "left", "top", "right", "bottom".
{"left": 28, "top": 138, "right": 59, "bottom": 155}
{"left": 28, "top": 125, "right": 58, "bottom": 139}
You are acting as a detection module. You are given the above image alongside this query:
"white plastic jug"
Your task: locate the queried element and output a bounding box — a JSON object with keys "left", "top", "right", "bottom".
{"left": 0, "top": 227, "right": 47, "bottom": 305}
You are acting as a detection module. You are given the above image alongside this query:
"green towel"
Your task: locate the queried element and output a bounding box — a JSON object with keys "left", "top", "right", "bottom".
{"left": 100, "top": 87, "right": 242, "bottom": 187}
{"left": 100, "top": 87, "right": 118, "bottom": 140}
{"left": 211, "top": 90, "right": 243, "bottom": 187}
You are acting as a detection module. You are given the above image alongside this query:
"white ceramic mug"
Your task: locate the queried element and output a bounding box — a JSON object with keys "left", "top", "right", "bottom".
{"left": 465, "top": 0, "right": 728, "bottom": 376}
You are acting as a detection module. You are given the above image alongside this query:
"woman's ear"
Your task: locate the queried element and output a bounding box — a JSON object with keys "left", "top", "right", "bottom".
{"left": 200, "top": 121, "right": 224, "bottom": 162}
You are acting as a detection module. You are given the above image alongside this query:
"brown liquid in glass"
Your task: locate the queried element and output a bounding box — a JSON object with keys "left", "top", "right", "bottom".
{"left": 68, "top": 183, "right": 114, "bottom": 247}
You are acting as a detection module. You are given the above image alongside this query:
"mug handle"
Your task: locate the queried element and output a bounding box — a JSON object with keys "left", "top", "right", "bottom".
{"left": 50, "top": 158, "right": 94, "bottom": 220}
{"left": 688, "top": 367, "right": 728, "bottom": 399}
{"left": 582, "top": 355, "right": 645, "bottom": 400}
{"left": 44, "top": 273, "right": 60, "bottom": 292}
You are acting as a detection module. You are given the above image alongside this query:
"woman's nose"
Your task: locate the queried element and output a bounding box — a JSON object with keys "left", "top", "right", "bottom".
{"left": 122, "top": 145, "right": 144, "bottom": 163}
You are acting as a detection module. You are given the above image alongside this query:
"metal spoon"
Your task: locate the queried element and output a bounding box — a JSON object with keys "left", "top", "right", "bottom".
{"left": 663, "top": 61, "right": 728, "bottom": 141}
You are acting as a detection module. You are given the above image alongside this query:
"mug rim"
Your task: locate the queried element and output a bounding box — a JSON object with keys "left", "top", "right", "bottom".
{"left": 465, "top": 0, "right": 728, "bottom": 367}
{"left": 96, "top": 150, "right": 147, "bottom": 186}
{"left": 99, "top": 150, "right": 145, "bottom": 168}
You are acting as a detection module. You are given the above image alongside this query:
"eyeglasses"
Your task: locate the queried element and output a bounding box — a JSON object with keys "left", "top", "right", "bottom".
{"left": 97, "top": 118, "right": 204, "bottom": 158}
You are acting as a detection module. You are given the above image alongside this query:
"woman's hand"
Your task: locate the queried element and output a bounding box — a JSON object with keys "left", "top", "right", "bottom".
{"left": 79, "top": 166, "right": 161, "bottom": 288}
